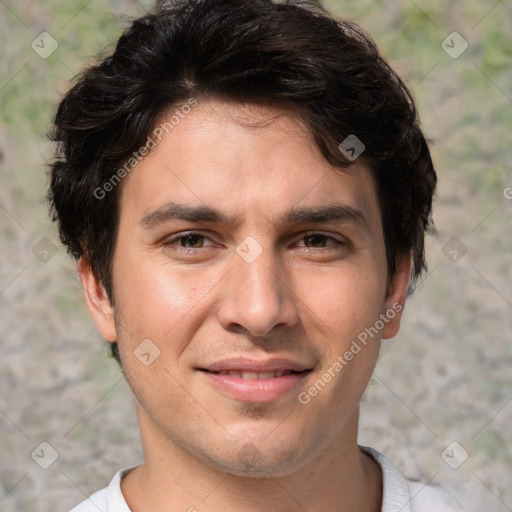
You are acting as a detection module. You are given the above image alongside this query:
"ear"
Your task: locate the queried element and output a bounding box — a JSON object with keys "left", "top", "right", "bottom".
{"left": 381, "top": 252, "right": 412, "bottom": 340}
{"left": 77, "top": 256, "right": 117, "bottom": 342}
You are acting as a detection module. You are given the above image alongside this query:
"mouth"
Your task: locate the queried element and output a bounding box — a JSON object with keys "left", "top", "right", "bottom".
{"left": 199, "top": 369, "right": 306, "bottom": 379}
{"left": 196, "top": 359, "right": 313, "bottom": 402}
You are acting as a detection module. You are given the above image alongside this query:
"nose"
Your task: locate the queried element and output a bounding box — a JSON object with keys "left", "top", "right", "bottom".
{"left": 216, "top": 243, "right": 300, "bottom": 337}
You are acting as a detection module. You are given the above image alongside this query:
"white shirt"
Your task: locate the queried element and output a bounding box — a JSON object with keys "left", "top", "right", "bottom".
{"left": 69, "top": 446, "right": 463, "bottom": 511}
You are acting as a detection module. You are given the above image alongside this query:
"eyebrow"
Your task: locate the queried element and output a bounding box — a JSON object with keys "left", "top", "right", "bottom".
{"left": 139, "top": 201, "right": 370, "bottom": 232}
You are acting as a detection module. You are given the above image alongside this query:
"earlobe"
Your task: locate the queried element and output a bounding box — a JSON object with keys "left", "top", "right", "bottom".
{"left": 381, "top": 252, "right": 412, "bottom": 340}
{"left": 77, "top": 256, "right": 117, "bottom": 342}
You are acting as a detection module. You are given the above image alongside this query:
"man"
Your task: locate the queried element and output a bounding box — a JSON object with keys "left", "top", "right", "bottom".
{"left": 48, "top": 0, "right": 462, "bottom": 510}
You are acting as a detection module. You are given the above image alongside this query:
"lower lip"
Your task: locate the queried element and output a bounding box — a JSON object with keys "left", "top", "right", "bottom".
{"left": 199, "top": 371, "right": 310, "bottom": 402}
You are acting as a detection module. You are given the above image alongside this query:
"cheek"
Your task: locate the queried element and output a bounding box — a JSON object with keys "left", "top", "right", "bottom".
{"left": 112, "top": 254, "right": 215, "bottom": 347}
{"left": 296, "top": 263, "right": 386, "bottom": 338}
{"left": 294, "top": 263, "right": 385, "bottom": 406}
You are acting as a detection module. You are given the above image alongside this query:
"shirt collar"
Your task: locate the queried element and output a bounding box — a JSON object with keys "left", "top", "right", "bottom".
{"left": 360, "top": 445, "right": 412, "bottom": 512}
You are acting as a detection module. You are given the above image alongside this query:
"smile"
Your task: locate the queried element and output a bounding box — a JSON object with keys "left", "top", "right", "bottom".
{"left": 198, "top": 368, "right": 312, "bottom": 402}
{"left": 204, "top": 369, "right": 300, "bottom": 379}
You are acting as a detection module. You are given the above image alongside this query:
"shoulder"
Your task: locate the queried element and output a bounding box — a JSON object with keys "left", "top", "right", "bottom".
{"left": 407, "top": 479, "right": 465, "bottom": 512}
{"left": 360, "top": 445, "right": 465, "bottom": 512}
{"left": 67, "top": 467, "right": 135, "bottom": 512}
{"left": 68, "top": 487, "right": 109, "bottom": 512}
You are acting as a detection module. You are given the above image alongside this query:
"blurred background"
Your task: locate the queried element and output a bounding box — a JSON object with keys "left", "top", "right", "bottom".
{"left": 0, "top": 0, "right": 510, "bottom": 510}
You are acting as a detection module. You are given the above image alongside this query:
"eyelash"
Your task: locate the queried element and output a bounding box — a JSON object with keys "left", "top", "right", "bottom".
{"left": 163, "top": 231, "right": 348, "bottom": 253}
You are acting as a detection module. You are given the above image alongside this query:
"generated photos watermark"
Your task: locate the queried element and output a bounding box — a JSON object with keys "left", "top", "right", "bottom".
{"left": 93, "top": 98, "right": 198, "bottom": 200}
{"left": 298, "top": 302, "right": 402, "bottom": 405}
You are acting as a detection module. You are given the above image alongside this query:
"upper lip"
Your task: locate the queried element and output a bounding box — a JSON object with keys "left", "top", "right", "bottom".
{"left": 198, "top": 357, "right": 313, "bottom": 373}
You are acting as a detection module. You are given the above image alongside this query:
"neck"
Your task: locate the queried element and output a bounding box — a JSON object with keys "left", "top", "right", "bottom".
{"left": 122, "top": 408, "right": 382, "bottom": 512}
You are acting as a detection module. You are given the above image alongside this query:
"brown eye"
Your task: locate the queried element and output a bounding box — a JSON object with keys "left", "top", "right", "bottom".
{"left": 303, "top": 234, "right": 330, "bottom": 248}
{"left": 164, "top": 232, "right": 214, "bottom": 251}
{"left": 296, "top": 233, "right": 346, "bottom": 249}
{"left": 179, "top": 234, "right": 204, "bottom": 248}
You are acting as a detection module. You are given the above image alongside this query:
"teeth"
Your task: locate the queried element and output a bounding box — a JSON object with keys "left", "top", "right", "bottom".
{"left": 254, "top": 371, "right": 274, "bottom": 380}
{"left": 241, "top": 371, "right": 259, "bottom": 380}
{"left": 215, "top": 370, "right": 293, "bottom": 379}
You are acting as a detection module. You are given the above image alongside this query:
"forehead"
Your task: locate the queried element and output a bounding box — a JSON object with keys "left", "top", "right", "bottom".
{"left": 118, "top": 100, "right": 382, "bottom": 232}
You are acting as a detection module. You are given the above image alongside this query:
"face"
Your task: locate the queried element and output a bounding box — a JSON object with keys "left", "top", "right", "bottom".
{"left": 80, "top": 100, "right": 410, "bottom": 476}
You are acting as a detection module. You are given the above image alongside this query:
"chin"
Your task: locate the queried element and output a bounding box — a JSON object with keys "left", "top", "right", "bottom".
{"left": 201, "top": 437, "right": 310, "bottom": 478}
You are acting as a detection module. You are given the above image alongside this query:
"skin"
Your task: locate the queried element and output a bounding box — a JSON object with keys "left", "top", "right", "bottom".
{"left": 79, "top": 99, "right": 411, "bottom": 511}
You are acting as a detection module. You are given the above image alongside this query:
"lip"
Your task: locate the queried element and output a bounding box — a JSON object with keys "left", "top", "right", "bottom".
{"left": 197, "top": 357, "right": 313, "bottom": 403}
{"left": 199, "top": 357, "right": 312, "bottom": 373}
